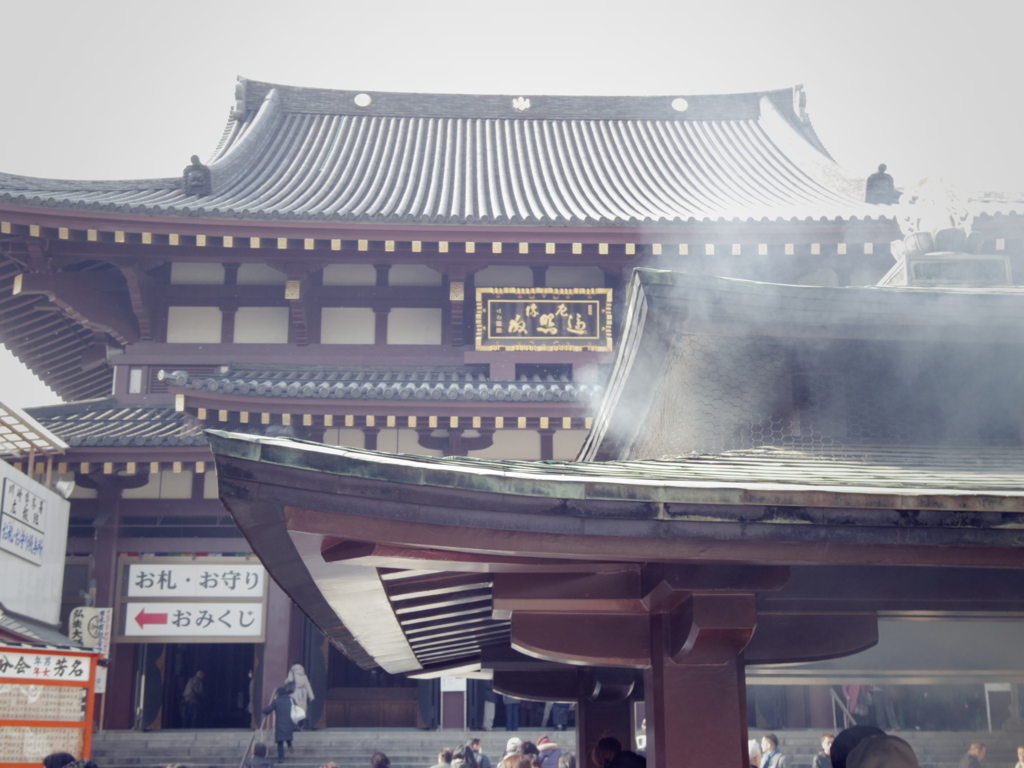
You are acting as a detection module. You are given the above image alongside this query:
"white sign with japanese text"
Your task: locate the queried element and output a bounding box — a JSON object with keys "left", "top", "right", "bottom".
{"left": 122, "top": 602, "right": 264, "bottom": 638}
{"left": 0, "top": 462, "right": 68, "bottom": 625}
{"left": 0, "top": 514, "right": 44, "bottom": 565}
{"left": 0, "top": 650, "right": 91, "bottom": 682}
{"left": 68, "top": 607, "right": 112, "bottom": 658}
{"left": 2, "top": 477, "right": 47, "bottom": 532}
{"left": 127, "top": 563, "right": 264, "bottom": 598}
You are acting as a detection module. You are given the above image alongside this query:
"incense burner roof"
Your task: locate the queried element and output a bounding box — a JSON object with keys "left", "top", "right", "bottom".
{"left": 0, "top": 81, "right": 888, "bottom": 226}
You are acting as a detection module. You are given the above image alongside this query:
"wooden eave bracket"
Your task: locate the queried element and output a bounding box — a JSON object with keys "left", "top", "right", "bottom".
{"left": 14, "top": 270, "right": 139, "bottom": 345}
{"left": 118, "top": 264, "right": 159, "bottom": 341}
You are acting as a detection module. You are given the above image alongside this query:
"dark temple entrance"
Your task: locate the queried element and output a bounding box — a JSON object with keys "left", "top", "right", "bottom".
{"left": 138, "top": 643, "right": 256, "bottom": 729}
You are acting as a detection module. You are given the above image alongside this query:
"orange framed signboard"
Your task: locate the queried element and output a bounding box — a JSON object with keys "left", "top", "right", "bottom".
{"left": 0, "top": 643, "right": 100, "bottom": 768}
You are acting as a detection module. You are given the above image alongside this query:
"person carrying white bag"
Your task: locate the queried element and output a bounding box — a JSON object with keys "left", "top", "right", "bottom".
{"left": 284, "top": 663, "right": 315, "bottom": 730}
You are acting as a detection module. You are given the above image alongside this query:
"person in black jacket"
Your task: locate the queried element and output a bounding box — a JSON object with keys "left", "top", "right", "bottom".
{"left": 262, "top": 687, "right": 296, "bottom": 762}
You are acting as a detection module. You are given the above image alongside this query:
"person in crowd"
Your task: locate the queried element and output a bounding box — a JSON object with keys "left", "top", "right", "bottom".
{"left": 846, "top": 735, "right": 919, "bottom": 768}
{"left": 537, "top": 735, "right": 562, "bottom": 768}
{"left": 813, "top": 733, "right": 835, "bottom": 768}
{"left": 557, "top": 755, "right": 575, "bottom": 768}
{"left": 959, "top": 742, "right": 986, "bottom": 768}
{"left": 518, "top": 741, "right": 540, "bottom": 767}
{"left": 471, "top": 738, "right": 492, "bottom": 768}
{"left": 748, "top": 739, "right": 763, "bottom": 768}
{"left": 760, "top": 733, "right": 788, "bottom": 768}
{"left": 371, "top": 754, "right": 391, "bottom": 768}
{"left": 43, "top": 753, "right": 76, "bottom": 768}
{"left": 590, "top": 736, "right": 645, "bottom": 768}
{"left": 551, "top": 703, "right": 571, "bottom": 731}
{"left": 284, "top": 663, "right": 314, "bottom": 730}
{"left": 1015, "top": 745, "right": 1024, "bottom": 768}
{"left": 453, "top": 744, "right": 479, "bottom": 768}
{"left": 499, "top": 758, "right": 533, "bottom": 768}
{"left": 262, "top": 686, "right": 296, "bottom": 762}
{"left": 318, "top": 764, "right": 339, "bottom": 768}
{"left": 505, "top": 738, "right": 523, "bottom": 760}
{"left": 504, "top": 694, "right": 521, "bottom": 731}
{"left": 482, "top": 682, "right": 498, "bottom": 731}
{"left": 829, "top": 726, "right": 886, "bottom": 768}
{"left": 245, "top": 742, "right": 274, "bottom": 768}
{"left": 430, "top": 748, "right": 454, "bottom": 768}
{"left": 182, "top": 669, "right": 205, "bottom": 728}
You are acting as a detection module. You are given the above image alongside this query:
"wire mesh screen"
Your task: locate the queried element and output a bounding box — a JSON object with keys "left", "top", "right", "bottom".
{"left": 628, "top": 335, "right": 1024, "bottom": 459}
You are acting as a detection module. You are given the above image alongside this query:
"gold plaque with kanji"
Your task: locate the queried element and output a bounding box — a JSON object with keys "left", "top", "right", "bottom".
{"left": 475, "top": 287, "right": 613, "bottom": 352}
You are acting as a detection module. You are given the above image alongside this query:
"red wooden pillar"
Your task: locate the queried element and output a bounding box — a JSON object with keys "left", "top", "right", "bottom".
{"left": 576, "top": 672, "right": 634, "bottom": 765}
{"left": 645, "top": 595, "right": 756, "bottom": 768}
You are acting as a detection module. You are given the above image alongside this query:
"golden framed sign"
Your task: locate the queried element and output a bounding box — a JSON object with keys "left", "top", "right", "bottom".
{"left": 475, "top": 287, "right": 613, "bottom": 352}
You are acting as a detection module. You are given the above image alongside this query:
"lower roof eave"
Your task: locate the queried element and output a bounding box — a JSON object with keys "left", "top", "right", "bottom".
{"left": 208, "top": 431, "right": 1024, "bottom": 571}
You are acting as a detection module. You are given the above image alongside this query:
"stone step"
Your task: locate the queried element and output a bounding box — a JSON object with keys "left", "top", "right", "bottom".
{"left": 90, "top": 728, "right": 1023, "bottom": 768}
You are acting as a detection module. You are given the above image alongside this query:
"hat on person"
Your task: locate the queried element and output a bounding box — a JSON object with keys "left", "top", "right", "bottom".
{"left": 506, "top": 738, "right": 522, "bottom": 754}
{"left": 538, "top": 736, "right": 551, "bottom": 746}
{"left": 847, "top": 735, "right": 919, "bottom": 768}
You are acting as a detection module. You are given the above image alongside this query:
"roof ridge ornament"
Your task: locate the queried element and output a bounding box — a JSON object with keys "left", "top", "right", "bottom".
{"left": 512, "top": 97, "right": 531, "bottom": 112}
{"left": 231, "top": 78, "right": 247, "bottom": 121}
{"left": 182, "top": 155, "right": 212, "bottom": 197}
{"left": 793, "top": 84, "right": 809, "bottom": 122}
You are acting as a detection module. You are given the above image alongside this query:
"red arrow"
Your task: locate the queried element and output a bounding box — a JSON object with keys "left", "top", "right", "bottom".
{"left": 134, "top": 608, "right": 168, "bottom": 628}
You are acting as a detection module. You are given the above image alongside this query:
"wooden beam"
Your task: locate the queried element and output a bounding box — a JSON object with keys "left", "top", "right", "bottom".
{"left": 14, "top": 270, "right": 139, "bottom": 344}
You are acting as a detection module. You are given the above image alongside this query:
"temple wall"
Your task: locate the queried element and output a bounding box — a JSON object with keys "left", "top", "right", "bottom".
{"left": 546, "top": 266, "right": 606, "bottom": 287}
{"left": 553, "top": 429, "right": 588, "bottom": 460}
{"left": 122, "top": 470, "right": 195, "bottom": 499}
{"left": 474, "top": 265, "right": 534, "bottom": 287}
{"left": 166, "top": 306, "right": 222, "bottom": 342}
{"left": 237, "top": 263, "right": 286, "bottom": 284}
{"left": 389, "top": 264, "right": 442, "bottom": 285}
{"left": 170, "top": 262, "right": 224, "bottom": 284}
{"left": 321, "top": 307, "right": 375, "bottom": 343}
{"left": 322, "top": 264, "right": 376, "bottom": 285}
{"left": 469, "top": 429, "right": 540, "bottom": 459}
{"left": 388, "top": 308, "right": 442, "bottom": 344}
{"left": 234, "top": 307, "right": 289, "bottom": 343}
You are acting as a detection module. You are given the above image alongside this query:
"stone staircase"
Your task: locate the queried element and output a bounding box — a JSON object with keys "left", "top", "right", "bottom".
{"left": 90, "top": 728, "right": 562, "bottom": 768}
{"left": 89, "top": 728, "right": 1023, "bottom": 768}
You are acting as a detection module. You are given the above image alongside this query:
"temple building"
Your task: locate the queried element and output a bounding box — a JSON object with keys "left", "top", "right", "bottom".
{"left": 0, "top": 77, "right": 1022, "bottom": 740}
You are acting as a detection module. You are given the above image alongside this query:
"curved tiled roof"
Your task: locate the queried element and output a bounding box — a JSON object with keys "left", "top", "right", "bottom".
{"left": 0, "top": 80, "right": 891, "bottom": 225}
{"left": 160, "top": 365, "right": 603, "bottom": 403}
{"left": 27, "top": 399, "right": 207, "bottom": 448}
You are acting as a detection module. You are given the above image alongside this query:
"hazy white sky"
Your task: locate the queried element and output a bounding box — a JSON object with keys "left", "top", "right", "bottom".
{"left": 2, "top": 0, "right": 1023, "bottom": 408}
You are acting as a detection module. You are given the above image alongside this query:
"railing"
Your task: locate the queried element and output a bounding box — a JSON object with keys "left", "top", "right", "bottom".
{"left": 239, "top": 696, "right": 274, "bottom": 768}
{"left": 831, "top": 687, "right": 856, "bottom": 731}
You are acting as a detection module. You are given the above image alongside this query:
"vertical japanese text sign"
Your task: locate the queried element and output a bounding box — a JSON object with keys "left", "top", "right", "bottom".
{"left": 0, "top": 476, "right": 46, "bottom": 565}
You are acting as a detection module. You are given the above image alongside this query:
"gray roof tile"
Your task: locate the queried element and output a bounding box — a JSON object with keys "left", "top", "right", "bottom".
{"left": 160, "top": 365, "right": 603, "bottom": 403}
{"left": 0, "top": 81, "right": 893, "bottom": 225}
{"left": 27, "top": 399, "right": 206, "bottom": 447}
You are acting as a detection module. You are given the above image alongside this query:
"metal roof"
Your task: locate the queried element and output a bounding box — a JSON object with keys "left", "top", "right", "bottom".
{"left": 0, "top": 81, "right": 893, "bottom": 225}
{"left": 210, "top": 432, "right": 1024, "bottom": 512}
